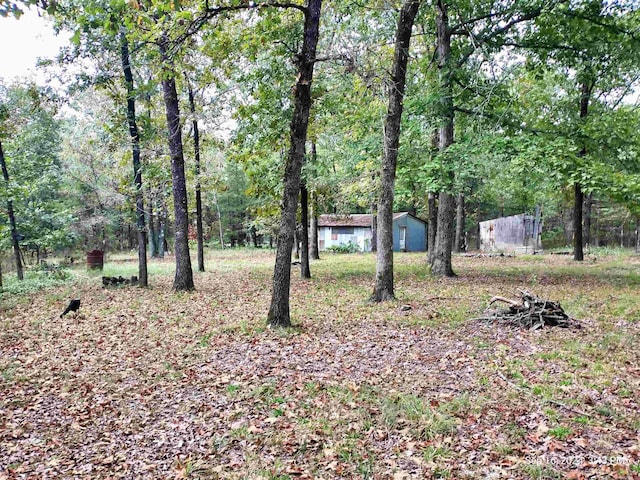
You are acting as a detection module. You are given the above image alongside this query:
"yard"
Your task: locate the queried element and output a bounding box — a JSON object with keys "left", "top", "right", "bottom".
{"left": 1, "top": 250, "right": 639, "bottom": 479}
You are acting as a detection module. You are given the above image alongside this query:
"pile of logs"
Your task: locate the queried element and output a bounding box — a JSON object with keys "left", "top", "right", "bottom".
{"left": 102, "top": 275, "right": 138, "bottom": 287}
{"left": 475, "top": 290, "right": 581, "bottom": 329}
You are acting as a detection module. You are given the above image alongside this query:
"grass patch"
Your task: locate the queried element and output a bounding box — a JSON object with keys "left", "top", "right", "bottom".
{"left": 381, "top": 394, "right": 456, "bottom": 440}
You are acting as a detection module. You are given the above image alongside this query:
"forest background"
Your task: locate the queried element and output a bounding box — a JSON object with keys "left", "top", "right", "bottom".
{"left": 1, "top": 0, "right": 640, "bottom": 307}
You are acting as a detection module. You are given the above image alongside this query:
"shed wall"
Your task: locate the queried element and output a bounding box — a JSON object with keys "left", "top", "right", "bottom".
{"left": 479, "top": 213, "right": 541, "bottom": 252}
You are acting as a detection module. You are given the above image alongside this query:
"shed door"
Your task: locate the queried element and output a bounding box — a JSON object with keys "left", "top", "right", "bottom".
{"left": 400, "top": 227, "right": 407, "bottom": 251}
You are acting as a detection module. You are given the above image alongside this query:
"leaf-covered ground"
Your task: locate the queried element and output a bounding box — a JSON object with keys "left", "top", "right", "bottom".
{"left": 1, "top": 250, "right": 640, "bottom": 479}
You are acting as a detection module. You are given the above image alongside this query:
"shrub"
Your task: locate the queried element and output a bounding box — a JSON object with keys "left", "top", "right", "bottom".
{"left": 326, "top": 241, "right": 361, "bottom": 254}
{"left": 1, "top": 266, "right": 72, "bottom": 295}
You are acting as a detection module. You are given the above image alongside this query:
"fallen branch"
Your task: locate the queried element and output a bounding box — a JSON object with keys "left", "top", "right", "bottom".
{"left": 489, "top": 295, "right": 520, "bottom": 307}
{"left": 473, "top": 290, "right": 581, "bottom": 329}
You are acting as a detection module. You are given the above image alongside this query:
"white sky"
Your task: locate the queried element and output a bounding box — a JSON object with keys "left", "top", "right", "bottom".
{"left": 0, "top": 8, "right": 71, "bottom": 84}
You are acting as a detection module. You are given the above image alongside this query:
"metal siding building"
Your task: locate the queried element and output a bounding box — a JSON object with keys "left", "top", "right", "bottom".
{"left": 479, "top": 212, "right": 542, "bottom": 253}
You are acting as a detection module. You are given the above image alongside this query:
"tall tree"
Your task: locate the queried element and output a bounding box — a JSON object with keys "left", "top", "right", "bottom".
{"left": 573, "top": 81, "right": 591, "bottom": 261}
{"left": 158, "top": 34, "right": 194, "bottom": 291}
{"left": 120, "top": 30, "right": 148, "bottom": 287}
{"left": 371, "top": 0, "right": 421, "bottom": 302}
{"left": 267, "top": 0, "right": 322, "bottom": 326}
{"left": 512, "top": 0, "right": 640, "bottom": 260}
{"left": 426, "top": 0, "right": 557, "bottom": 273}
{"left": 0, "top": 139, "right": 23, "bottom": 280}
{"left": 300, "top": 179, "right": 311, "bottom": 278}
{"left": 431, "top": 0, "right": 456, "bottom": 277}
{"left": 309, "top": 143, "right": 320, "bottom": 260}
{"left": 0, "top": 84, "right": 68, "bottom": 271}
{"left": 186, "top": 74, "right": 205, "bottom": 272}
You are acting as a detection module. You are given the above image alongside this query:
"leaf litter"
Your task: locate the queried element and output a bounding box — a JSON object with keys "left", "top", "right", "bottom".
{"left": 1, "top": 250, "right": 639, "bottom": 479}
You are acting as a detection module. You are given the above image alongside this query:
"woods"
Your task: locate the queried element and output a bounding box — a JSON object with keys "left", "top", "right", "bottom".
{"left": 0, "top": 1, "right": 638, "bottom": 306}
{"left": 0, "top": 0, "right": 638, "bottom": 300}
{"left": 1, "top": 2, "right": 640, "bottom": 475}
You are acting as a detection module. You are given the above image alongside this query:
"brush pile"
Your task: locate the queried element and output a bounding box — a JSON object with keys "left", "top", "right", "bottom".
{"left": 102, "top": 275, "right": 138, "bottom": 287}
{"left": 475, "top": 290, "right": 581, "bottom": 329}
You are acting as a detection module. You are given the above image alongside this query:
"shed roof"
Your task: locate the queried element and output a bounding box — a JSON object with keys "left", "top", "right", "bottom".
{"left": 318, "top": 212, "right": 425, "bottom": 227}
{"left": 318, "top": 214, "right": 373, "bottom": 227}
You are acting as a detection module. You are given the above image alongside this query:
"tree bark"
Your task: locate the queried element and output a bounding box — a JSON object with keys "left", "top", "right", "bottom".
{"left": 454, "top": 192, "right": 465, "bottom": 252}
{"left": 431, "top": 0, "right": 456, "bottom": 277}
{"left": 309, "top": 142, "right": 320, "bottom": 260}
{"left": 300, "top": 180, "right": 311, "bottom": 278}
{"left": 573, "top": 183, "right": 584, "bottom": 260}
{"left": 159, "top": 36, "right": 194, "bottom": 291}
{"left": 187, "top": 76, "right": 205, "bottom": 272}
{"left": 0, "top": 140, "right": 23, "bottom": 281}
{"left": 635, "top": 217, "right": 639, "bottom": 254}
{"left": 267, "top": 0, "right": 322, "bottom": 327}
{"left": 594, "top": 199, "right": 600, "bottom": 247}
{"left": 310, "top": 191, "right": 320, "bottom": 260}
{"left": 427, "top": 191, "right": 438, "bottom": 264}
{"left": 584, "top": 192, "right": 592, "bottom": 249}
{"left": 372, "top": 0, "right": 421, "bottom": 302}
{"left": 121, "top": 31, "right": 148, "bottom": 287}
{"left": 148, "top": 192, "right": 158, "bottom": 257}
{"left": 574, "top": 81, "right": 590, "bottom": 262}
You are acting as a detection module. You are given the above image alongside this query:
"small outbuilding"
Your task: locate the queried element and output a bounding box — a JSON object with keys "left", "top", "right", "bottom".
{"left": 479, "top": 212, "right": 542, "bottom": 253}
{"left": 317, "top": 212, "right": 427, "bottom": 252}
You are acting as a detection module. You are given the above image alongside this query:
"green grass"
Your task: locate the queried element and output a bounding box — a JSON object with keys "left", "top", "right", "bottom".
{"left": 521, "top": 463, "right": 563, "bottom": 479}
{"left": 0, "top": 267, "right": 75, "bottom": 297}
{"left": 548, "top": 426, "right": 572, "bottom": 440}
{"left": 381, "top": 394, "right": 457, "bottom": 440}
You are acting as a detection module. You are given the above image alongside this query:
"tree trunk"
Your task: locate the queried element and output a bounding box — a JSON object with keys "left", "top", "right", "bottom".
{"left": 432, "top": 193, "right": 456, "bottom": 275}
{"left": 635, "top": 217, "right": 639, "bottom": 254}
{"left": 371, "top": 0, "right": 421, "bottom": 302}
{"left": 454, "top": 192, "right": 465, "bottom": 252}
{"left": 159, "top": 36, "right": 194, "bottom": 291}
{"left": 594, "top": 199, "right": 600, "bottom": 247}
{"left": 121, "top": 31, "right": 148, "bottom": 287}
{"left": 310, "top": 191, "right": 320, "bottom": 260}
{"left": 584, "top": 192, "right": 592, "bottom": 249}
{"left": 574, "top": 81, "right": 590, "bottom": 261}
{"left": 213, "top": 191, "right": 225, "bottom": 248}
{"left": 267, "top": 0, "right": 322, "bottom": 327}
{"left": 148, "top": 193, "right": 158, "bottom": 257}
{"left": 300, "top": 181, "right": 311, "bottom": 278}
{"left": 0, "top": 140, "right": 23, "bottom": 281}
{"left": 187, "top": 76, "right": 205, "bottom": 272}
{"left": 309, "top": 143, "right": 320, "bottom": 260}
{"left": 573, "top": 183, "right": 584, "bottom": 261}
{"left": 620, "top": 222, "right": 624, "bottom": 248}
{"left": 431, "top": 0, "right": 456, "bottom": 277}
{"left": 427, "top": 191, "right": 438, "bottom": 264}
{"left": 159, "top": 197, "right": 167, "bottom": 258}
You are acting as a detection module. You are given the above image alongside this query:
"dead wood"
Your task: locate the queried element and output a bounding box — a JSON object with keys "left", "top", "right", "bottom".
{"left": 102, "top": 276, "right": 139, "bottom": 287}
{"left": 489, "top": 295, "right": 520, "bottom": 307}
{"left": 473, "top": 290, "right": 581, "bottom": 329}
